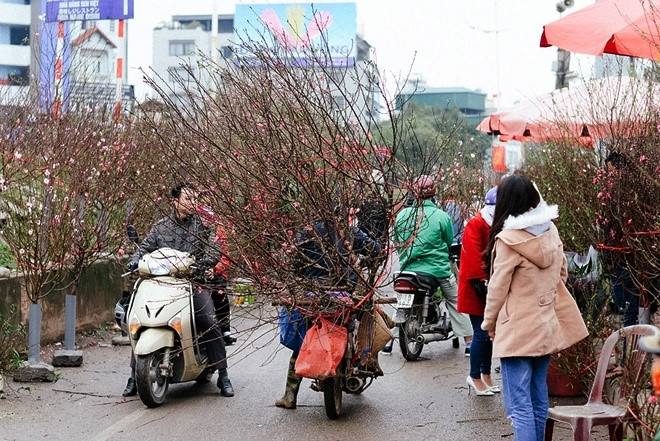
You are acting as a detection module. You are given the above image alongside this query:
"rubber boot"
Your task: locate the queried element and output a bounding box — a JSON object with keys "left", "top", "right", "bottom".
{"left": 275, "top": 355, "right": 302, "bottom": 409}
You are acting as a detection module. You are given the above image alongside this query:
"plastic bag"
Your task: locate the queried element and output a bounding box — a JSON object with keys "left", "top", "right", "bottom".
{"left": 355, "top": 309, "right": 393, "bottom": 376}
{"left": 294, "top": 317, "right": 347, "bottom": 380}
{"left": 278, "top": 307, "right": 307, "bottom": 352}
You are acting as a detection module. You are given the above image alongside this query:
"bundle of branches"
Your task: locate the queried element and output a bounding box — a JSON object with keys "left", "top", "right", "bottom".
{"left": 0, "top": 92, "right": 140, "bottom": 302}
{"left": 138, "top": 48, "right": 399, "bottom": 314}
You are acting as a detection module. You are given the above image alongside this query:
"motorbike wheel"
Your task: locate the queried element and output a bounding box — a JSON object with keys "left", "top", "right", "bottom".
{"left": 135, "top": 349, "right": 169, "bottom": 408}
{"left": 399, "top": 310, "right": 424, "bottom": 361}
{"left": 323, "top": 360, "right": 344, "bottom": 420}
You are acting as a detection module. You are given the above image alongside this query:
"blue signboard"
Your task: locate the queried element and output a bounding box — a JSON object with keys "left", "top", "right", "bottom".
{"left": 234, "top": 3, "right": 357, "bottom": 66}
{"left": 45, "top": 0, "right": 134, "bottom": 23}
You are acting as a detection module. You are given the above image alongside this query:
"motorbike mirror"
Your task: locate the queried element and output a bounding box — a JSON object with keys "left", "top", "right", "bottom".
{"left": 126, "top": 225, "right": 139, "bottom": 244}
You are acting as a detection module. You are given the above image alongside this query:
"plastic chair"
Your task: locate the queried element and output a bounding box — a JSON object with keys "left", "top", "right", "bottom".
{"left": 544, "top": 324, "right": 660, "bottom": 441}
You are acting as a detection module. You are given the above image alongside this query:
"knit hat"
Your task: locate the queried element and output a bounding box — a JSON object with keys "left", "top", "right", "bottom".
{"left": 485, "top": 187, "right": 497, "bottom": 205}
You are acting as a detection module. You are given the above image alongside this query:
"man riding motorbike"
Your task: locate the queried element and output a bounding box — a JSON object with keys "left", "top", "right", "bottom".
{"left": 275, "top": 210, "right": 384, "bottom": 410}
{"left": 393, "top": 175, "right": 473, "bottom": 354}
{"left": 124, "top": 183, "right": 234, "bottom": 397}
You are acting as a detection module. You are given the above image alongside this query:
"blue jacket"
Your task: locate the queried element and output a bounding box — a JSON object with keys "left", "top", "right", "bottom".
{"left": 295, "top": 220, "right": 382, "bottom": 289}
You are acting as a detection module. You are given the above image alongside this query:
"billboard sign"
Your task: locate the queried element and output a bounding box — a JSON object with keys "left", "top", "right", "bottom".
{"left": 46, "top": 0, "right": 134, "bottom": 23}
{"left": 234, "top": 3, "right": 357, "bottom": 66}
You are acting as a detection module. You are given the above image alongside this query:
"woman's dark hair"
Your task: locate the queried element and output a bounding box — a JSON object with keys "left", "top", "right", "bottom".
{"left": 605, "top": 151, "right": 630, "bottom": 170}
{"left": 171, "top": 182, "right": 197, "bottom": 199}
{"left": 482, "top": 172, "right": 540, "bottom": 275}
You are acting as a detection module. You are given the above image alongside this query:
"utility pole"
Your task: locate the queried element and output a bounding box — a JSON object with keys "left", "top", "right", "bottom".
{"left": 554, "top": 0, "right": 574, "bottom": 89}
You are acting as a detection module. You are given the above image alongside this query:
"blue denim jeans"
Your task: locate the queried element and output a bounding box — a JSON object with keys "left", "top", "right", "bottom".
{"left": 500, "top": 355, "right": 551, "bottom": 441}
{"left": 468, "top": 314, "right": 492, "bottom": 379}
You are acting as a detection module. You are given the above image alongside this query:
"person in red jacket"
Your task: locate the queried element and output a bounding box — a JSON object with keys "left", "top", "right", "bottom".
{"left": 197, "top": 191, "right": 236, "bottom": 345}
{"left": 458, "top": 186, "right": 499, "bottom": 396}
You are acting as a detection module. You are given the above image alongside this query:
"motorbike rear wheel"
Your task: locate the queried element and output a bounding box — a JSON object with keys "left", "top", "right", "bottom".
{"left": 323, "top": 360, "right": 345, "bottom": 420}
{"left": 135, "top": 349, "right": 169, "bottom": 408}
{"left": 399, "top": 307, "right": 424, "bottom": 361}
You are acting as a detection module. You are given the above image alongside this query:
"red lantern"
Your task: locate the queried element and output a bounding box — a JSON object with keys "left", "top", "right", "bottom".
{"left": 492, "top": 145, "right": 506, "bottom": 173}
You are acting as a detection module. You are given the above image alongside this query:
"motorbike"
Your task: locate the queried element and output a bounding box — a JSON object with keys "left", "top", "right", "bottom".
{"left": 288, "top": 295, "right": 394, "bottom": 420}
{"left": 122, "top": 247, "right": 215, "bottom": 407}
{"left": 392, "top": 243, "right": 462, "bottom": 361}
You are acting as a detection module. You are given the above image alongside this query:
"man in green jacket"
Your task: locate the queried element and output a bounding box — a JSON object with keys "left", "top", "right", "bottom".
{"left": 394, "top": 175, "right": 473, "bottom": 354}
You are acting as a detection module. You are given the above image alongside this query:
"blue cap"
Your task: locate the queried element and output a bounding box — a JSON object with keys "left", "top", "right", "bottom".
{"left": 485, "top": 187, "right": 497, "bottom": 205}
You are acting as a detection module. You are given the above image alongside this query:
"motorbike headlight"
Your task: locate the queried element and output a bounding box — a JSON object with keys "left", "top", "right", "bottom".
{"left": 129, "top": 316, "right": 141, "bottom": 336}
{"left": 168, "top": 314, "right": 182, "bottom": 336}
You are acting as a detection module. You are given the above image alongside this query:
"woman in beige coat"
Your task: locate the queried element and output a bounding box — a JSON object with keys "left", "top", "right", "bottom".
{"left": 481, "top": 173, "right": 588, "bottom": 441}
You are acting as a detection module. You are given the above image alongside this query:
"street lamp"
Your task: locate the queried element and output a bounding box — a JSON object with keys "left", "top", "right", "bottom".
{"left": 556, "top": 0, "right": 574, "bottom": 13}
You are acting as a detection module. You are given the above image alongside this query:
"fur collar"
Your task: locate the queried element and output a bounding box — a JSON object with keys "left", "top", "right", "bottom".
{"left": 502, "top": 201, "right": 558, "bottom": 232}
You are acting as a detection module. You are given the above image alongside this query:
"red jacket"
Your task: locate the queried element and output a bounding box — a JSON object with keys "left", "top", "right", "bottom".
{"left": 457, "top": 211, "right": 490, "bottom": 316}
{"left": 197, "top": 205, "right": 231, "bottom": 279}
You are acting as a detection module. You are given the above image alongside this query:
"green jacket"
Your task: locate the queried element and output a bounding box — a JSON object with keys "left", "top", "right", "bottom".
{"left": 395, "top": 200, "right": 454, "bottom": 279}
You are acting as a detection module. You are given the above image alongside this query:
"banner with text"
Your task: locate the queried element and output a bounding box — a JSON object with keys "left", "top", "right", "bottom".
{"left": 234, "top": 3, "right": 357, "bottom": 67}
{"left": 46, "top": 0, "right": 134, "bottom": 22}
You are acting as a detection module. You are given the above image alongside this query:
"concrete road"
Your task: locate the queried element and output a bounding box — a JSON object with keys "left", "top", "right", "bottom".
{"left": 1, "top": 303, "right": 607, "bottom": 441}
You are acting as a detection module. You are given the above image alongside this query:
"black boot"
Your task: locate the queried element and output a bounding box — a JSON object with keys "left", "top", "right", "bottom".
{"left": 217, "top": 369, "right": 234, "bottom": 397}
{"left": 122, "top": 376, "right": 137, "bottom": 397}
{"left": 223, "top": 331, "right": 237, "bottom": 346}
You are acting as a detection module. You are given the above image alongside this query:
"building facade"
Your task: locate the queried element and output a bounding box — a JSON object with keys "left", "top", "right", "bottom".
{"left": 0, "top": 0, "right": 132, "bottom": 111}
{"left": 0, "top": 0, "right": 31, "bottom": 102}
{"left": 151, "top": 11, "right": 378, "bottom": 125}
{"left": 396, "top": 83, "right": 490, "bottom": 129}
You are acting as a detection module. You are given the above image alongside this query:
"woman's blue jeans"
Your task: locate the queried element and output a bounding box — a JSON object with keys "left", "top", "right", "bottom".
{"left": 500, "top": 355, "right": 551, "bottom": 441}
{"left": 468, "top": 314, "right": 492, "bottom": 379}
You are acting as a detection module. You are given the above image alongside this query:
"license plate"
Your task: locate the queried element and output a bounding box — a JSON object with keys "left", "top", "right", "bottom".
{"left": 395, "top": 293, "right": 414, "bottom": 309}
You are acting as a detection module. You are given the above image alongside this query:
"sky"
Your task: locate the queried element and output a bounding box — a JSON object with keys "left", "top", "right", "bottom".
{"left": 126, "top": 0, "right": 597, "bottom": 108}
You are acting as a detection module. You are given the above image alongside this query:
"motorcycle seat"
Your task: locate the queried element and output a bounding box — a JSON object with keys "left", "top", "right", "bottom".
{"left": 393, "top": 271, "right": 436, "bottom": 292}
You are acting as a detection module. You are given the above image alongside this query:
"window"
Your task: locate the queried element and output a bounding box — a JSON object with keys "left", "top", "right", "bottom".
{"left": 167, "top": 67, "right": 192, "bottom": 83}
{"left": 332, "top": 95, "right": 346, "bottom": 111}
{"left": 221, "top": 46, "right": 233, "bottom": 59}
{"left": 169, "top": 40, "right": 196, "bottom": 56}
{"left": 218, "top": 19, "right": 233, "bottom": 33}
{"left": 9, "top": 26, "right": 29, "bottom": 45}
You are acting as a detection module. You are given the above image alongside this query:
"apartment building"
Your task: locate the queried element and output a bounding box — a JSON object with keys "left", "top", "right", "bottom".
{"left": 0, "top": 0, "right": 31, "bottom": 102}
{"left": 151, "top": 5, "right": 378, "bottom": 125}
{"left": 0, "top": 0, "right": 132, "bottom": 110}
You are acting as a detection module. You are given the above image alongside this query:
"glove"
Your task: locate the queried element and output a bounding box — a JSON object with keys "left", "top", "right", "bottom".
{"left": 470, "top": 279, "right": 488, "bottom": 300}
{"left": 197, "top": 257, "right": 217, "bottom": 270}
{"left": 126, "top": 261, "right": 138, "bottom": 272}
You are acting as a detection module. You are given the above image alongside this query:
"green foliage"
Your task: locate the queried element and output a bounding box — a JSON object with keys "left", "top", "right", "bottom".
{"left": 0, "top": 242, "right": 16, "bottom": 269}
{"left": 373, "top": 102, "right": 490, "bottom": 176}
{"left": 0, "top": 304, "right": 26, "bottom": 375}
{"left": 526, "top": 142, "right": 601, "bottom": 253}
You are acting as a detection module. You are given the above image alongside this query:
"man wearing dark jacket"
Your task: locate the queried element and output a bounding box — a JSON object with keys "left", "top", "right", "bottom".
{"left": 295, "top": 219, "right": 383, "bottom": 289}
{"left": 275, "top": 217, "right": 383, "bottom": 409}
{"left": 124, "top": 183, "right": 234, "bottom": 397}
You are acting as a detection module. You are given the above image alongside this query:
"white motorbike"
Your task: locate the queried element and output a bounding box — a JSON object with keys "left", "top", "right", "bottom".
{"left": 124, "top": 247, "right": 214, "bottom": 407}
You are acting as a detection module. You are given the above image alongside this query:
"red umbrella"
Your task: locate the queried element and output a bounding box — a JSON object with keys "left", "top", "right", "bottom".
{"left": 540, "top": 0, "right": 660, "bottom": 60}
{"left": 477, "top": 76, "right": 658, "bottom": 140}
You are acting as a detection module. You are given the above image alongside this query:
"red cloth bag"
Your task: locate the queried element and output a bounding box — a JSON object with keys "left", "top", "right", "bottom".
{"left": 294, "top": 317, "right": 348, "bottom": 380}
